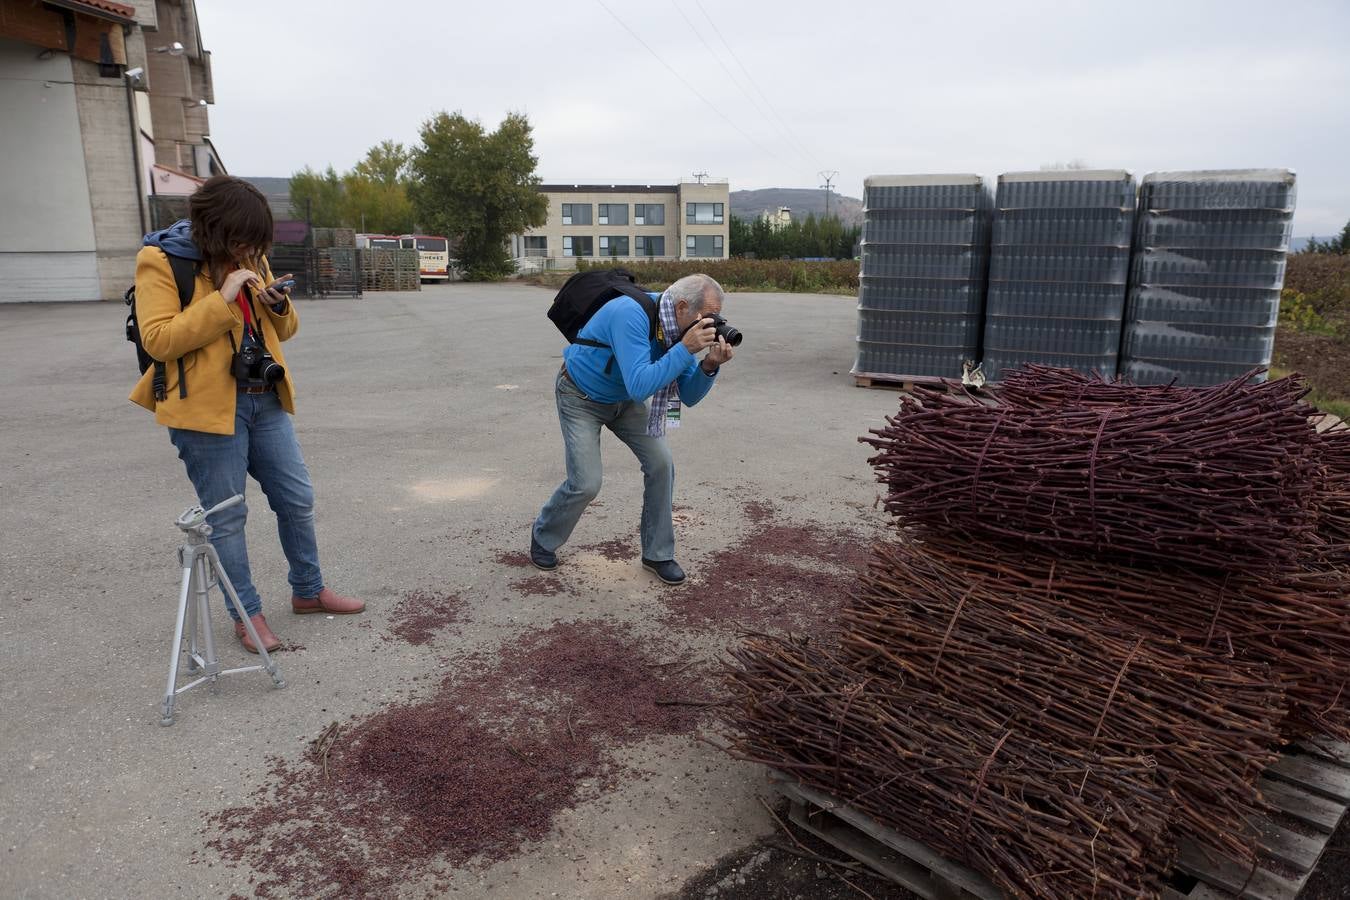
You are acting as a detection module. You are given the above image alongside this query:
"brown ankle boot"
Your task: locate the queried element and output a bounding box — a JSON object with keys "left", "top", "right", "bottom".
{"left": 234, "top": 614, "right": 281, "bottom": 654}
{"left": 291, "top": 587, "right": 365, "bottom": 615}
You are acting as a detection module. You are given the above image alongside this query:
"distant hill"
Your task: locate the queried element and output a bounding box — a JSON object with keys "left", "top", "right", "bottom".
{"left": 731, "top": 188, "right": 863, "bottom": 227}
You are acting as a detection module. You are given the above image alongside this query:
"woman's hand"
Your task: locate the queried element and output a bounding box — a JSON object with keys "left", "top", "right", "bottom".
{"left": 221, "top": 268, "right": 261, "bottom": 303}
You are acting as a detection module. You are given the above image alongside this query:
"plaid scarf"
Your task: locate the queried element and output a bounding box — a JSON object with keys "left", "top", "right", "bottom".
{"left": 646, "top": 290, "right": 682, "bottom": 437}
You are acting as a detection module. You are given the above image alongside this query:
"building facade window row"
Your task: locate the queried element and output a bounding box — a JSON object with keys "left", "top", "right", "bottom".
{"left": 557, "top": 235, "right": 675, "bottom": 258}
{"left": 559, "top": 202, "right": 723, "bottom": 226}
{"left": 563, "top": 202, "right": 670, "bottom": 227}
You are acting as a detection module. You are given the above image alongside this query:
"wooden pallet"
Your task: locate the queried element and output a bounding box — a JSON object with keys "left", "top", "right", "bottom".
{"left": 852, "top": 362, "right": 987, "bottom": 393}
{"left": 770, "top": 741, "right": 1350, "bottom": 900}
{"left": 852, "top": 371, "right": 959, "bottom": 392}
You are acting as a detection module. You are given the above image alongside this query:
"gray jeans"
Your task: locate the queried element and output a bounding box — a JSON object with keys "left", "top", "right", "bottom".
{"left": 533, "top": 367, "right": 676, "bottom": 561}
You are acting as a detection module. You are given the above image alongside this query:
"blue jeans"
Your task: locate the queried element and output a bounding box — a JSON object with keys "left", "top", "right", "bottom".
{"left": 169, "top": 392, "right": 323, "bottom": 620}
{"left": 534, "top": 368, "right": 676, "bottom": 561}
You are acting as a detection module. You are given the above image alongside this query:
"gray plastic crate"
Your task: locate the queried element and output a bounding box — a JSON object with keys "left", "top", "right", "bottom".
{"left": 1136, "top": 209, "right": 1293, "bottom": 251}
{"left": 1139, "top": 169, "right": 1296, "bottom": 212}
{"left": 1125, "top": 286, "right": 1281, "bottom": 328}
{"left": 863, "top": 174, "right": 988, "bottom": 211}
{"left": 983, "top": 350, "right": 1117, "bottom": 382}
{"left": 859, "top": 277, "right": 985, "bottom": 314}
{"left": 1120, "top": 358, "right": 1269, "bottom": 386}
{"left": 993, "top": 208, "right": 1134, "bottom": 246}
{"left": 862, "top": 245, "right": 988, "bottom": 280}
{"left": 986, "top": 282, "right": 1128, "bottom": 320}
{"left": 862, "top": 209, "right": 985, "bottom": 245}
{"left": 857, "top": 310, "right": 984, "bottom": 347}
{"left": 1122, "top": 322, "right": 1276, "bottom": 366}
{"left": 1131, "top": 248, "right": 1288, "bottom": 290}
{"left": 996, "top": 170, "right": 1137, "bottom": 210}
{"left": 854, "top": 342, "right": 973, "bottom": 379}
{"left": 989, "top": 246, "right": 1131, "bottom": 284}
{"left": 983, "top": 315, "right": 1124, "bottom": 356}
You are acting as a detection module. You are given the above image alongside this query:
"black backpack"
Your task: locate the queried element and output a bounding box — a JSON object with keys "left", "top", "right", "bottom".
{"left": 125, "top": 252, "right": 198, "bottom": 402}
{"left": 547, "top": 268, "right": 660, "bottom": 363}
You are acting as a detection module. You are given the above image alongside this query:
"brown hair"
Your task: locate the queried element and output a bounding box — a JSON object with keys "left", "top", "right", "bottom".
{"left": 189, "top": 175, "right": 273, "bottom": 286}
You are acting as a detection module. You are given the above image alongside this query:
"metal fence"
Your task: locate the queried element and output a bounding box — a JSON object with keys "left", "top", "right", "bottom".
{"left": 148, "top": 195, "right": 190, "bottom": 231}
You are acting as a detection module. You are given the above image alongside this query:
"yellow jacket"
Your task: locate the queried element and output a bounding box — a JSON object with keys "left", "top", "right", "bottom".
{"left": 129, "top": 246, "right": 300, "bottom": 434}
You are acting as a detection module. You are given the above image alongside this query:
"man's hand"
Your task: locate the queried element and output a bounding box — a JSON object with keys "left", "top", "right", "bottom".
{"left": 221, "top": 268, "right": 261, "bottom": 303}
{"left": 681, "top": 317, "right": 717, "bottom": 354}
{"left": 702, "top": 335, "right": 734, "bottom": 373}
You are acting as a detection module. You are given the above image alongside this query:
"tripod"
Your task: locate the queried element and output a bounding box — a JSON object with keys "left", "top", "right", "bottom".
{"left": 160, "top": 494, "right": 286, "bottom": 726}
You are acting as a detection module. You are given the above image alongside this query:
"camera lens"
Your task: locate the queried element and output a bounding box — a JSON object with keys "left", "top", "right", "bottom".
{"left": 260, "top": 360, "right": 286, "bottom": 385}
{"left": 716, "top": 322, "right": 743, "bottom": 347}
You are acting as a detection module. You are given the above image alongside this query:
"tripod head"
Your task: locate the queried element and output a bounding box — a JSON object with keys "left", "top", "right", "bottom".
{"left": 175, "top": 494, "right": 244, "bottom": 538}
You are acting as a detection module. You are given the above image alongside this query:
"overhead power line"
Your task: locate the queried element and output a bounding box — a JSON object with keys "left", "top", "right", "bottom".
{"left": 693, "top": 0, "right": 824, "bottom": 169}
{"left": 669, "top": 0, "right": 815, "bottom": 171}
{"left": 594, "top": 0, "right": 781, "bottom": 163}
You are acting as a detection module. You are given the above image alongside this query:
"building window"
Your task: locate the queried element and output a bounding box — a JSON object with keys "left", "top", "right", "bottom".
{"left": 561, "top": 203, "right": 592, "bottom": 226}
{"left": 635, "top": 236, "right": 666, "bottom": 257}
{"left": 563, "top": 236, "right": 594, "bottom": 257}
{"left": 523, "top": 236, "right": 547, "bottom": 257}
{"left": 598, "top": 204, "right": 628, "bottom": 226}
{"left": 598, "top": 236, "right": 630, "bottom": 257}
{"left": 686, "top": 234, "right": 724, "bottom": 257}
{"left": 686, "top": 202, "right": 724, "bottom": 225}
{"left": 634, "top": 203, "right": 665, "bottom": 226}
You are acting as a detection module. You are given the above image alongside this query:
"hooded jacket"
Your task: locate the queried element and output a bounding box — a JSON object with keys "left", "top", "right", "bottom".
{"left": 129, "top": 220, "right": 299, "bottom": 434}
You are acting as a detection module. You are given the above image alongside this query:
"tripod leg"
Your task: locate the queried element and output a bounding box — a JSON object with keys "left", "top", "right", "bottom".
{"left": 195, "top": 555, "right": 219, "bottom": 680}
{"left": 184, "top": 555, "right": 200, "bottom": 673}
{"left": 207, "top": 546, "right": 286, "bottom": 690}
{"left": 160, "top": 563, "right": 194, "bottom": 726}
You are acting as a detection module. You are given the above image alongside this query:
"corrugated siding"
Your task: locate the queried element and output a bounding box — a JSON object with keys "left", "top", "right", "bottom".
{"left": 0, "top": 252, "right": 103, "bottom": 302}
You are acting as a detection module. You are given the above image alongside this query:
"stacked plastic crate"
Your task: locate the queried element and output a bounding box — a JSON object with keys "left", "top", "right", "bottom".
{"left": 1120, "top": 170, "right": 1296, "bottom": 385}
{"left": 854, "top": 175, "right": 990, "bottom": 381}
{"left": 982, "top": 170, "right": 1137, "bottom": 381}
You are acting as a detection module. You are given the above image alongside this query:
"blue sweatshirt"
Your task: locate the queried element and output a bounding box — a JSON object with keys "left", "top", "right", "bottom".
{"left": 563, "top": 293, "right": 717, "bottom": 405}
{"left": 143, "top": 219, "right": 203, "bottom": 260}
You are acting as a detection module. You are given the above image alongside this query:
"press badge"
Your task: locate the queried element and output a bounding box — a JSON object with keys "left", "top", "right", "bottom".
{"left": 665, "top": 396, "right": 682, "bottom": 429}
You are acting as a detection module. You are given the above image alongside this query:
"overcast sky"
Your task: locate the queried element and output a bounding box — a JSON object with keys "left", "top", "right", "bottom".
{"left": 197, "top": 0, "right": 1350, "bottom": 236}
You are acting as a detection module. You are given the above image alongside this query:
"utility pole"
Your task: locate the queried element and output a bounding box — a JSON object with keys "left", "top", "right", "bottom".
{"left": 692, "top": 170, "right": 709, "bottom": 185}
{"left": 819, "top": 170, "right": 839, "bottom": 219}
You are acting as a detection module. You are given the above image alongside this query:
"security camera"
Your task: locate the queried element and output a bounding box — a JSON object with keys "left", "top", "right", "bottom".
{"left": 125, "top": 66, "right": 144, "bottom": 81}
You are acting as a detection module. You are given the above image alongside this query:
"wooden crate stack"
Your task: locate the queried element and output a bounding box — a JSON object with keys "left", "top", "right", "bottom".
{"left": 311, "top": 227, "right": 356, "bottom": 250}
{"left": 360, "top": 248, "right": 421, "bottom": 291}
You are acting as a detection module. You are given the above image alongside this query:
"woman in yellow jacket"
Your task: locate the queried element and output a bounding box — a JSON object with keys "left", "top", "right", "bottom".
{"left": 131, "top": 176, "right": 362, "bottom": 653}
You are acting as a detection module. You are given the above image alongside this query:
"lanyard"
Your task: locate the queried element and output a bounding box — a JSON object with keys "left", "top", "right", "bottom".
{"left": 234, "top": 280, "right": 261, "bottom": 337}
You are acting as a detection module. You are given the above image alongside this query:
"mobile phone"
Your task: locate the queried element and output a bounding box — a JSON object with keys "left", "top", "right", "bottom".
{"left": 271, "top": 279, "right": 296, "bottom": 292}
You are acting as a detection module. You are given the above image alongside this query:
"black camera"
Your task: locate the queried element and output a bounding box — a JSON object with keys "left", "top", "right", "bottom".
{"left": 231, "top": 332, "right": 285, "bottom": 386}
{"left": 707, "top": 313, "right": 743, "bottom": 347}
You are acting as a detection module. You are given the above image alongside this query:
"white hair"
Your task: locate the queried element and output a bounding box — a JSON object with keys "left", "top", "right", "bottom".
{"left": 667, "top": 273, "right": 725, "bottom": 313}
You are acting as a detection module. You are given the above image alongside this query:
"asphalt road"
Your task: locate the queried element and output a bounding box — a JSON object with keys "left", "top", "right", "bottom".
{"left": 0, "top": 282, "right": 904, "bottom": 898}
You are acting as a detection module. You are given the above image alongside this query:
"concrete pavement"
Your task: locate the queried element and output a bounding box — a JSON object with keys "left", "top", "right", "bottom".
{"left": 0, "top": 282, "right": 905, "bottom": 898}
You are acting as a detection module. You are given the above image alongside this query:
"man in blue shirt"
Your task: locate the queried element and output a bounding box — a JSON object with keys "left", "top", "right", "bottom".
{"left": 531, "top": 273, "right": 736, "bottom": 585}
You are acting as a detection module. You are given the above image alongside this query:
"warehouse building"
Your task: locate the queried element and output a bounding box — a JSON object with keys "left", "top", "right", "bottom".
{"left": 0, "top": 0, "right": 221, "bottom": 302}
{"left": 511, "top": 178, "right": 730, "bottom": 268}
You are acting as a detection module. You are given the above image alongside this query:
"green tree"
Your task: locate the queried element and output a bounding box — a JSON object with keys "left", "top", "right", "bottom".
{"left": 729, "top": 211, "right": 859, "bottom": 260}
{"left": 352, "top": 140, "right": 410, "bottom": 185}
{"left": 1307, "top": 218, "right": 1350, "bottom": 254}
{"left": 408, "top": 111, "right": 548, "bottom": 280}
{"left": 288, "top": 165, "right": 344, "bottom": 226}
{"left": 288, "top": 143, "right": 417, "bottom": 234}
